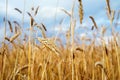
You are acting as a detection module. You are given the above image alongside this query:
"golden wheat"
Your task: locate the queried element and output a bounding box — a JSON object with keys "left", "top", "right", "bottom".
{"left": 106, "top": 0, "right": 111, "bottom": 15}
{"left": 89, "top": 16, "right": 98, "bottom": 30}
{"left": 0, "top": 0, "right": 120, "bottom": 80}
{"left": 38, "top": 37, "right": 60, "bottom": 56}
{"left": 8, "top": 20, "right": 13, "bottom": 33}
{"left": 78, "top": 0, "right": 84, "bottom": 24}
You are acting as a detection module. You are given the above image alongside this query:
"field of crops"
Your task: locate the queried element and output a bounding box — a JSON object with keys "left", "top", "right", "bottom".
{"left": 0, "top": 0, "right": 120, "bottom": 80}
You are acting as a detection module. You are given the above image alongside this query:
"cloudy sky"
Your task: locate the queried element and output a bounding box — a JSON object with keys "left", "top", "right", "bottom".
{"left": 0, "top": 0, "right": 120, "bottom": 42}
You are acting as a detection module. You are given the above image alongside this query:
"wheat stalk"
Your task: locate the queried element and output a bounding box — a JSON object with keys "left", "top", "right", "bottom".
{"left": 78, "top": 0, "right": 84, "bottom": 24}
{"left": 14, "top": 8, "right": 22, "bottom": 14}
{"left": 106, "top": 0, "right": 111, "bottom": 15}
{"left": 89, "top": 16, "right": 98, "bottom": 30}
{"left": 10, "top": 32, "right": 21, "bottom": 42}
{"left": 8, "top": 20, "right": 13, "bottom": 33}
{"left": 41, "top": 23, "right": 47, "bottom": 31}
{"left": 5, "top": 32, "right": 21, "bottom": 43}
{"left": 13, "top": 21, "right": 21, "bottom": 34}
{"left": 14, "top": 65, "right": 29, "bottom": 77}
{"left": 13, "top": 21, "right": 21, "bottom": 27}
{"left": 61, "top": 8, "right": 71, "bottom": 17}
{"left": 76, "top": 47, "right": 84, "bottom": 52}
{"left": 34, "top": 6, "right": 39, "bottom": 16}
{"left": 38, "top": 37, "right": 60, "bottom": 56}
{"left": 36, "top": 23, "right": 47, "bottom": 38}
{"left": 4, "top": 37, "right": 10, "bottom": 42}
{"left": 2, "top": 1, "right": 8, "bottom": 79}
{"left": 95, "top": 61, "right": 104, "bottom": 69}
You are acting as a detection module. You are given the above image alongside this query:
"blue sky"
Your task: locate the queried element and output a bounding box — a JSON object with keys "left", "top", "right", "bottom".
{"left": 0, "top": 0, "right": 120, "bottom": 43}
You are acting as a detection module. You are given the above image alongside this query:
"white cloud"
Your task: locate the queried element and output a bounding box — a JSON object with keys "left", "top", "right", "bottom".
{"left": 39, "top": 6, "right": 65, "bottom": 19}
{"left": 54, "top": 24, "right": 69, "bottom": 32}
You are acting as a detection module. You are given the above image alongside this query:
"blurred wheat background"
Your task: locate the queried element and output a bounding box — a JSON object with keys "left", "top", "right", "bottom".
{"left": 0, "top": 0, "right": 120, "bottom": 80}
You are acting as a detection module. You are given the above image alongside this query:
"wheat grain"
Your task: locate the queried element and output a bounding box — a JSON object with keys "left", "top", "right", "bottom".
{"left": 15, "top": 65, "right": 29, "bottom": 75}
{"left": 89, "top": 16, "right": 98, "bottom": 30}
{"left": 105, "top": 46, "right": 108, "bottom": 56}
{"left": 36, "top": 24, "right": 47, "bottom": 38}
{"left": 8, "top": 20, "right": 13, "bottom": 33}
{"left": 41, "top": 23, "right": 47, "bottom": 31}
{"left": 95, "top": 61, "right": 103, "bottom": 69}
{"left": 38, "top": 37, "right": 60, "bottom": 56}
{"left": 78, "top": 0, "right": 84, "bottom": 24}
{"left": 5, "top": 37, "right": 10, "bottom": 42}
{"left": 61, "top": 8, "right": 71, "bottom": 17}
{"left": 13, "top": 21, "right": 20, "bottom": 26}
{"left": 30, "top": 17, "right": 34, "bottom": 27}
{"left": 10, "top": 32, "right": 21, "bottom": 42}
{"left": 27, "top": 12, "right": 32, "bottom": 17}
{"left": 13, "top": 21, "right": 21, "bottom": 30}
{"left": 106, "top": 0, "right": 111, "bottom": 15}
{"left": 14, "top": 8, "right": 22, "bottom": 14}
{"left": 31, "top": 7, "right": 34, "bottom": 11}
{"left": 34, "top": 6, "right": 39, "bottom": 16}
{"left": 76, "top": 47, "right": 84, "bottom": 52}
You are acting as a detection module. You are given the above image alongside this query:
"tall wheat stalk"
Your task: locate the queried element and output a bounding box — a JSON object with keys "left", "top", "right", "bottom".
{"left": 70, "top": 1, "right": 76, "bottom": 80}
{"left": 28, "top": 17, "right": 33, "bottom": 80}
{"left": 0, "top": 0, "right": 120, "bottom": 79}
{"left": 106, "top": 0, "right": 120, "bottom": 78}
{"left": 28, "top": 1, "right": 35, "bottom": 79}
{"left": 2, "top": 0, "right": 8, "bottom": 80}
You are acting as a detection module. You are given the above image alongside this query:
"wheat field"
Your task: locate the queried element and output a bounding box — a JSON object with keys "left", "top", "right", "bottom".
{"left": 0, "top": 0, "right": 120, "bottom": 80}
